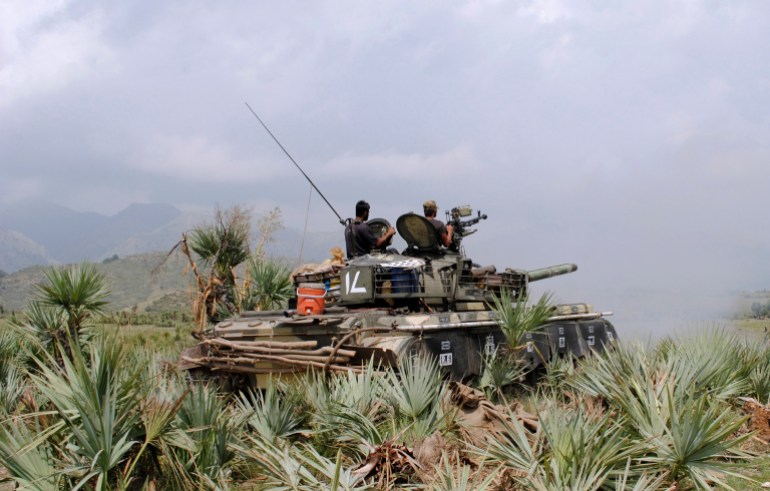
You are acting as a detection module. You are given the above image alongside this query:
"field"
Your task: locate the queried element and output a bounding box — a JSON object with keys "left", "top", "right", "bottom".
{"left": 3, "top": 254, "right": 770, "bottom": 490}
{"left": 2, "top": 308, "right": 770, "bottom": 490}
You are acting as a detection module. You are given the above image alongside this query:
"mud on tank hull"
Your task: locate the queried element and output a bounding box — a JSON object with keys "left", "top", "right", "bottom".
{"left": 179, "top": 303, "right": 617, "bottom": 389}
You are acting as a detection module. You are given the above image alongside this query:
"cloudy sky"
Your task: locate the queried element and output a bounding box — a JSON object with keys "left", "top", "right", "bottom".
{"left": 3, "top": 1, "right": 770, "bottom": 333}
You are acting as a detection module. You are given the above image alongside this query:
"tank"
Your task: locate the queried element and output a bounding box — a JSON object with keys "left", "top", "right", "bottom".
{"left": 179, "top": 206, "right": 617, "bottom": 388}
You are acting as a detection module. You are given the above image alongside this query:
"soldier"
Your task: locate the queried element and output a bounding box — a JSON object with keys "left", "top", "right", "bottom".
{"left": 423, "top": 200, "right": 453, "bottom": 247}
{"left": 344, "top": 200, "right": 396, "bottom": 259}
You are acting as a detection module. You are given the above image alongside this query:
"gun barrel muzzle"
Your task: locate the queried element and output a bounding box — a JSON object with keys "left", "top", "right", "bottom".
{"left": 527, "top": 263, "right": 577, "bottom": 282}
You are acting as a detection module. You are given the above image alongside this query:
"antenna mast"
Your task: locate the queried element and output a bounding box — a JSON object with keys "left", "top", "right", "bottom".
{"left": 245, "top": 102, "right": 345, "bottom": 225}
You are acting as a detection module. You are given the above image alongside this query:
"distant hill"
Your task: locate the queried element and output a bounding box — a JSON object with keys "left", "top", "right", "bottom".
{"left": 0, "top": 202, "right": 183, "bottom": 270}
{"left": 0, "top": 232, "right": 344, "bottom": 313}
{"left": 0, "top": 229, "right": 57, "bottom": 272}
{"left": 0, "top": 200, "right": 350, "bottom": 314}
{"left": 0, "top": 202, "right": 342, "bottom": 274}
{"left": 0, "top": 251, "right": 197, "bottom": 313}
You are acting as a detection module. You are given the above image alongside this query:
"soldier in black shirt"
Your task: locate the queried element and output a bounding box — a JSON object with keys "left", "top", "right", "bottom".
{"left": 344, "top": 200, "right": 396, "bottom": 259}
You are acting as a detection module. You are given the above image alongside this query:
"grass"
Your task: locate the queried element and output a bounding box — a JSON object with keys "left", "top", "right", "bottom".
{"left": 4, "top": 274, "right": 770, "bottom": 491}
{"left": 724, "top": 451, "right": 770, "bottom": 489}
{"left": 96, "top": 323, "right": 193, "bottom": 354}
{"left": 2, "top": 323, "right": 769, "bottom": 489}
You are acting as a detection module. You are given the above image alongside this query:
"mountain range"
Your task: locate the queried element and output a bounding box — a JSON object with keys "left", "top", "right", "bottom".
{"left": 0, "top": 202, "right": 341, "bottom": 274}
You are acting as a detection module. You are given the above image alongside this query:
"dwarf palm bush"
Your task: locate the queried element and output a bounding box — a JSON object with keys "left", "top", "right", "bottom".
{"left": 9, "top": 301, "right": 64, "bottom": 355}
{"left": 0, "top": 334, "right": 147, "bottom": 489}
{"left": 0, "top": 332, "right": 202, "bottom": 490}
{"left": 34, "top": 263, "right": 109, "bottom": 337}
{"left": 232, "top": 437, "right": 373, "bottom": 490}
{"left": 427, "top": 452, "right": 496, "bottom": 491}
{"left": 483, "top": 401, "right": 641, "bottom": 490}
{"left": 298, "top": 365, "right": 389, "bottom": 459}
{"left": 166, "top": 383, "right": 239, "bottom": 488}
{"left": 383, "top": 355, "right": 449, "bottom": 443}
{"left": 662, "top": 327, "right": 750, "bottom": 401}
{"left": 242, "top": 257, "right": 294, "bottom": 311}
{"left": 639, "top": 389, "right": 751, "bottom": 489}
{"left": 0, "top": 421, "right": 61, "bottom": 490}
{"left": 235, "top": 382, "right": 306, "bottom": 443}
{"left": 327, "top": 361, "right": 387, "bottom": 417}
{"left": 0, "top": 326, "right": 37, "bottom": 415}
{"left": 566, "top": 335, "right": 754, "bottom": 489}
{"left": 0, "top": 366, "right": 27, "bottom": 415}
{"left": 28, "top": 335, "right": 144, "bottom": 489}
{"left": 479, "top": 347, "right": 529, "bottom": 403}
{"left": 536, "top": 353, "right": 577, "bottom": 398}
{"left": 326, "top": 404, "right": 388, "bottom": 459}
{"left": 566, "top": 340, "right": 657, "bottom": 407}
{"left": 385, "top": 355, "right": 444, "bottom": 421}
{"left": 748, "top": 356, "right": 770, "bottom": 404}
{"left": 493, "top": 291, "right": 554, "bottom": 349}
{"left": 186, "top": 205, "right": 251, "bottom": 323}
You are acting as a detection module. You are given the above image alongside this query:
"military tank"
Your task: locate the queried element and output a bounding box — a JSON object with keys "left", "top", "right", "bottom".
{"left": 179, "top": 205, "right": 617, "bottom": 388}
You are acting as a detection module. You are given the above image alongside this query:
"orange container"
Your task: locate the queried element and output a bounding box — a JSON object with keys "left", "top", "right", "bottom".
{"left": 297, "top": 283, "right": 326, "bottom": 315}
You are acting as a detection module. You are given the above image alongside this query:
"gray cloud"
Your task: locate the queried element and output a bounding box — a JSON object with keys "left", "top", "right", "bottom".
{"left": 2, "top": 0, "right": 769, "bottom": 337}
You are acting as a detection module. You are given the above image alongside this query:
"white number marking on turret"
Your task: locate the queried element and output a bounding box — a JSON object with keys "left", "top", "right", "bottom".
{"left": 345, "top": 271, "right": 367, "bottom": 294}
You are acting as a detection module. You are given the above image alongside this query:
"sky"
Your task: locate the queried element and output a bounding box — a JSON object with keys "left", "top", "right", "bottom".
{"left": 3, "top": 0, "right": 770, "bottom": 336}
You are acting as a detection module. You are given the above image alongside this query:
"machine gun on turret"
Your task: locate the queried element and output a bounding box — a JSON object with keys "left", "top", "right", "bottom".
{"left": 446, "top": 205, "right": 488, "bottom": 253}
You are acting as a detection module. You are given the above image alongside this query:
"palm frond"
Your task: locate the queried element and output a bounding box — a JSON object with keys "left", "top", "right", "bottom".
{"left": 479, "top": 347, "right": 529, "bottom": 403}
{"left": 234, "top": 382, "right": 306, "bottom": 443}
{"left": 34, "top": 263, "right": 109, "bottom": 328}
{"left": 385, "top": 355, "right": 444, "bottom": 421}
{"left": 242, "top": 257, "right": 293, "bottom": 311}
{"left": 0, "top": 419, "right": 62, "bottom": 491}
{"left": 493, "top": 291, "right": 554, "bottom": 349}
{"left": 428, "top": 452, "right": 496, "bottom": 491}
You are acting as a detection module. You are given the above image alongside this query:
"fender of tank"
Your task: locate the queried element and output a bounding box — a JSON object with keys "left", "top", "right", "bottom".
{"left": 179, "top": 209, "right": 618, "bottom": 388}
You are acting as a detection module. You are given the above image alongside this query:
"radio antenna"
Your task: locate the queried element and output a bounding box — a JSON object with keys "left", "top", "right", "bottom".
{"left": 245, "top": 102, "right": 345, "bottom": 225}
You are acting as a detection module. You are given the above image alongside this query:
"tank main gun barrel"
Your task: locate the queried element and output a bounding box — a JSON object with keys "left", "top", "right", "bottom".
{"left": 527, "top": 263, "right": 577, "bottom": 282}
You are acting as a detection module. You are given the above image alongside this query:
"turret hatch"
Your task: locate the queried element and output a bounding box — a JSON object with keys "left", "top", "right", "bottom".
{"left": 396, "top": 213, "right": 440, "bottom": 253}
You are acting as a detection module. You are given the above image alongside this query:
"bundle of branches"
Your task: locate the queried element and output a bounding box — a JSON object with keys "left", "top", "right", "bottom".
{"left": 181, "top": 336, "right": 360, "bottom": 374}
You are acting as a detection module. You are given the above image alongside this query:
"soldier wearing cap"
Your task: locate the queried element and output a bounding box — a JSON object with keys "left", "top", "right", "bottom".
{"left": 423, "top": 200, "right": 453, "bottom": 247}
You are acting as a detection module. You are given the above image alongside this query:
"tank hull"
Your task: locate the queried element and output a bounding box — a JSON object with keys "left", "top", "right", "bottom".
{"left": 179, "top": 307, "right": 618, "bottom": 388}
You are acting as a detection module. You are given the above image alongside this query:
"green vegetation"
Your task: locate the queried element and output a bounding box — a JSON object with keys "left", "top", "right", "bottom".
{"left": 750, "top": 298, "right": 770, "bottom": 319}
{"left": 0, "top": 252, "right": 195, "bottom": 313}
{"left": 242, "top": 256, "right": 294, "bottom": 311}
{"left": 2, "top": 212, "right": 770, "bottom": 489}
{"left": 1, "top": 262, "right": 768, "bottom": 489}
{"left": 176, "top": 204, "right": 290, "bottom": 327}
{"left": 185, "top": 205, "right": 252, "bottom": 323}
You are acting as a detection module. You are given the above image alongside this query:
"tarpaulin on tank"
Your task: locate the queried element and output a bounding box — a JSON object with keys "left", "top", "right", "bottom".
{"left": 348, "top": 253, "right": 425, "bottom": 270}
